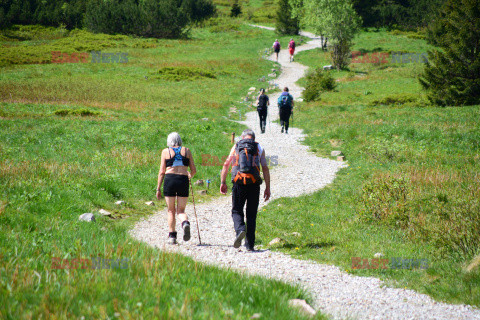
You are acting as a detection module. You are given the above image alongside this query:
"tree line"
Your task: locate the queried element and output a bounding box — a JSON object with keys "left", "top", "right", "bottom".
{"left": 276, "top": 0, "right": 480, "bottom": 106}
{"left": 0, "top": 0, "right": 215, "bottom": 38}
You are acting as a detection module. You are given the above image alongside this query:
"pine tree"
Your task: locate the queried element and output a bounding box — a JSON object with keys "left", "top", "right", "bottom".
{"left": 230, "top": 0, "right": 242, "bottom": 17}
{"left": 419, "top": 0, "right": 480, "bottom": 106}
{"left": 276, "top": 0, "right": 300, "bottom": 35}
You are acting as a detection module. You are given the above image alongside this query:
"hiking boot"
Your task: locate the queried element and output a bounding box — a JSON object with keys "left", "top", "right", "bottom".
{"left": 233, "top": 231, "right": 246, "bottom": 248}
{"left": 167, "top": 237, "right": 177, "bottom": 245}
{"left": 281, "top": 127, "right": 284, "bottom": 133}
{"left": 182, "top": 221, "right": 191, "bottom": 241}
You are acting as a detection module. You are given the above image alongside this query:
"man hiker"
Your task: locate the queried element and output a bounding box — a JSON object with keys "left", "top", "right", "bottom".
{"left": 288, "top": 38, "right": 295, "bottom": 62}
{"left": 277, "top": 87, "right": 294, "bottom": 134}
{"left": 220, "top": 129, "right": 271, "bottom": 251}
{"left": 256, "top": 88, "right": 269, "bottom": 133}
{"left": 272, "top": 39, "right": 281, "bottom": 62}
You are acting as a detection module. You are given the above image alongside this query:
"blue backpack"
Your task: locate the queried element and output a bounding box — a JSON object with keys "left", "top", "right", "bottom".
{"left": 278, "top": 94, "right": 292, "bottom": 109}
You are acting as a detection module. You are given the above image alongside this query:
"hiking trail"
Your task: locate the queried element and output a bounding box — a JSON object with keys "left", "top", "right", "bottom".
{"left": 131, "top": 26, "right": 480, "bottom": 319}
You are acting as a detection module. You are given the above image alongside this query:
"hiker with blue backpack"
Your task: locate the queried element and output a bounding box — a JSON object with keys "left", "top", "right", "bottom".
{"left": 256, "top": 88, "right": 269, "bottom": 133}
{"left": 220, "top": 129, "right": 271, "bottom": 251}
{"left": 278, "top": 87, "right": 294, "bottom": 133}
{"left": 272, "top": 39, "right": 281, "bottom": 62}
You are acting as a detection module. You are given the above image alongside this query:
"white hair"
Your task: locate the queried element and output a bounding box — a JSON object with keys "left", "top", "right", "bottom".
{"left": 241, "top": 129, "right": 255, "bottom": 140}
{"left": 167, "top": 132, "right": 182, "bottom": 147}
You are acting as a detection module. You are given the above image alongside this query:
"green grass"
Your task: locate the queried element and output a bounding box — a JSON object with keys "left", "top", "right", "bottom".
{"left": 0, "top": 23, "right": 325, "bottom": 319}
{"left": 257, "top": 29, "right": 480, "bottom": 307}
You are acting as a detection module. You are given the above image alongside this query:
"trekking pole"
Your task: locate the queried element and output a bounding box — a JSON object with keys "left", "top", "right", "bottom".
{"left": 189, "top": 178, "right": 202, "bottom": 245}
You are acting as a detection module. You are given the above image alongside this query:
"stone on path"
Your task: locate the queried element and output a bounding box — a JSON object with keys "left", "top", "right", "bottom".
{"left": 79, "top": 213, "right": 95, "bottom": 222}
{"left": 288, "top": 299, "right": 316, "bottom": 317}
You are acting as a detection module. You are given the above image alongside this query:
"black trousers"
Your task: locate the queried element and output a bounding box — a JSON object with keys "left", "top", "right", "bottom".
{"left": 231, "top": 183, "right": 260, "bottom": 249}
{"left": 279, "top": 108, "right": 292, "bottom": 131}
{"left": 258, "top": 108, "right": 267, "bottom": 132}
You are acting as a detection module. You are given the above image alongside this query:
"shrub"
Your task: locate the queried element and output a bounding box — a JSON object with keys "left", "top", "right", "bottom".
{"left": 154, "top": 66, "right": 216, "bottom": 81}
{"left": 302, "top": 68, "right": 336, "bottom": 102}
{"left": 360, "top": 174, "right": 410, "bottom": 227}
{"left": 53, "top": 109, "right": 101, "bottom": 116}
{"left": 230, "top": 0, "right": 242, "bottom": 17}
{"left": 416, "top": 198, "right": 480, "bottom": 256}
{"left": 369, "top": 94, "right": 418, "bottom": 106}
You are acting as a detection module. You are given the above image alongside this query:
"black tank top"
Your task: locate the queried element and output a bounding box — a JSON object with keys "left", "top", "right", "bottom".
{"left": 165, "top": 147, "right": 190, "bottom": 167}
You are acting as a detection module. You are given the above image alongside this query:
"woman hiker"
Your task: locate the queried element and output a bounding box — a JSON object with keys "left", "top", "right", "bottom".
{"left": 288, "top": 38, "right": 295, "bottom": 62}
{"left": 156, "top": 132, "right": 197, "bottom": 244}
{"left": 256, "top": 88, "right": 270, "bottom": 133}
{"left": 272, "top": 39, "right": 281, "bottom": 62}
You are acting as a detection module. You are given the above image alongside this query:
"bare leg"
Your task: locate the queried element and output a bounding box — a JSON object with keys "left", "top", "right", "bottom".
{"left": 165, "top": 196, "right": 177, "bottom": 232}
{"left": 176, "top": 196, "right": 189, "bottom": 223}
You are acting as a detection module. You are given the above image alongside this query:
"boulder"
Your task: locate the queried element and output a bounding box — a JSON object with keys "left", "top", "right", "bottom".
{"left": 268, "top": 237, "right": 285, "bottom": 246}
{"left": 337, "top": 156, "right": 345, "bottom": 161}
{"left": 99, "top": 209, "right": 112, "bottom": 216}
{"left": 145, "top": 201, "right": 155, "bottom": 206}
{"left": 248, "top": 87, "right": 256, "bottom": 91}
{"left": 288, "top": 299, "right": 316, "bottom": 317}
{"left": 197, "top": 190, "right": 208, "bottom": 195}
{"left": 323, "top": 65, "right": 334, "bottom": 70}
{"left": 374, "top": 252, "right": 384, "bottom": 258}
{"left": 79, "top": 213, "right": 95, "bottom": 222}
{"left": 115, "top": 200, "right": 125, "bottom": 205}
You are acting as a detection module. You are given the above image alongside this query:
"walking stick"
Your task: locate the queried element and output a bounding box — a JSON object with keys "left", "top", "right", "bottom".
{"left": 189, "top": 179, "right": 202, "bottom": 245}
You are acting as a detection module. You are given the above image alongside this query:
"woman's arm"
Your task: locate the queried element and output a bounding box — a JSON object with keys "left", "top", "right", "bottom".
{"left": 187, "top": 148, "right": 196, "bottom": 179}
{"left": 156, "top": 149, "right": 167, "bottom": 199}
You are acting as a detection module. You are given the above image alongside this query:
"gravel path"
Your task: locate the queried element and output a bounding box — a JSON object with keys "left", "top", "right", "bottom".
{"left": 130, "top": 26, "right": 480, "bottom": 319}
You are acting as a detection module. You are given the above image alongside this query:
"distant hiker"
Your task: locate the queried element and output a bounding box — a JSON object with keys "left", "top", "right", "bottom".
{"left": 277, "top": 87, "right": 294, "bottom": 134}
{"left": 272, "top": 39, "right": 281, "bottom": 62}
{"left": 256, "top": 88, "right": 270, "bottom": 133}
{"left": 288, "top": 38, "right": 295, "bottom": 62}
{"left": 220, "top": 129, "right": 271, "bottom": 251}
{"left": 156, "top": 132, "right": 197, "bottom": 245}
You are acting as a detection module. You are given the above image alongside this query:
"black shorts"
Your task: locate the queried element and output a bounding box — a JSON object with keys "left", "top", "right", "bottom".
{"left": 163, "top": 174, "right": 189, "bottom": 197}
{"left": 274, "top": 48, "right": 280, "bottom": 53}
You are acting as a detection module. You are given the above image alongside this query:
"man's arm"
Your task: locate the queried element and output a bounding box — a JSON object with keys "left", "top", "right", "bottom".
{"left": 220, "top": 146, "right": 235, "bottom": 194}
{"left": 260, "top": 151, "right": 271, "bottom": 201}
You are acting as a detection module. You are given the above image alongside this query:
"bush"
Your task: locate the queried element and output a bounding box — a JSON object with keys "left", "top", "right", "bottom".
{"left": 415, "top": 198, "right": 480, "bottom": 256}
{"left": 360, "top": 174, "right": 410, "bottom": 226}
{"left": 302, "top": 68, "right": 336, "bottom": 102}
{"left": 230, "top": 0, "right": 242, "bottom": 17}
{"left": 154, "top": 66, "right": 216, "bottom": 81}
{"left": 53, "top": 108, "right": 101, "bottom": 116}
{"left": 369, "top": 94, "right": 418, "bottom": 106}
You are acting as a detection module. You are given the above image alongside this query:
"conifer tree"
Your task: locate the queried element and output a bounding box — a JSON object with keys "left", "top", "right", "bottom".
{"left": 419, "top": 0, "right": 480, "bottom": 106}
{"left": 276, "top": 0, "right": 300, "bottom": 35}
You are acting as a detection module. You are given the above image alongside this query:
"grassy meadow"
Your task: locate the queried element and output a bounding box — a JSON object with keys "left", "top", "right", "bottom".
{"left": 0, "top": 22, "right": 321, "bottom": 319}
{"left": 256, "top": 29, "right": 480, "bottom": 306}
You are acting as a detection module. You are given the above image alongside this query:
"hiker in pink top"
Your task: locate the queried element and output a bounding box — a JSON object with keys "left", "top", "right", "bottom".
{"left": 272, "top": 39, "right": 281, "bottom": 62}
{"left": 288, "top": 38, "right": 295, "bottom": 62}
